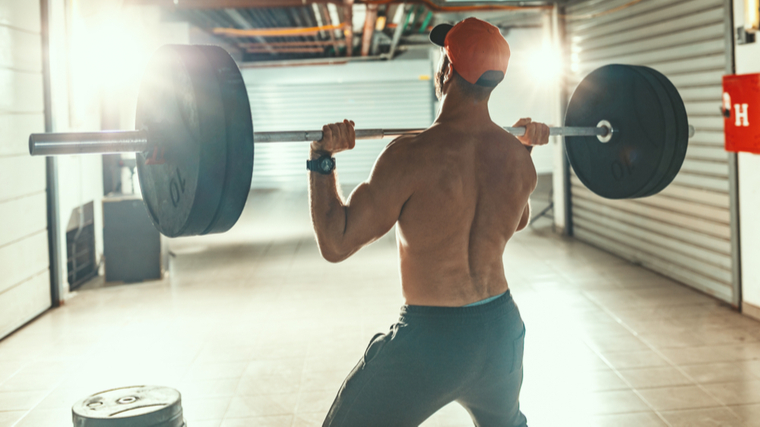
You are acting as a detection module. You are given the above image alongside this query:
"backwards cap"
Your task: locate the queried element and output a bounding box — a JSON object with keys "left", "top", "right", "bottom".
{"left": 429, "top": 18, "right": 510, "bottom": 87}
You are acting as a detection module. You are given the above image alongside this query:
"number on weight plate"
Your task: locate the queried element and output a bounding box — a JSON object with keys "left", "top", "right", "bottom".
{"left": 170, "top": 167, "right": 186, "bottom": 207}
{"left": 611, "top": 158, "right": 634, "bottom": 181}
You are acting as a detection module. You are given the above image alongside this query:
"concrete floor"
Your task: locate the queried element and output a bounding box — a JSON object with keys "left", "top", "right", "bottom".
{"left": 2, "top": 188, "right": 760, "bottom": 427}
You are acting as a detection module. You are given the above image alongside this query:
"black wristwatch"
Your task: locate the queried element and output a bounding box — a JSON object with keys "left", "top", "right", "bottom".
{"left": 307, "top": 155, "right": 336, "bottom": 175}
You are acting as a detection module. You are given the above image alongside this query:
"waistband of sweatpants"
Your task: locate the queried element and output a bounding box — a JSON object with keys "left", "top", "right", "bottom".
{"left": 399, "top": 290, "right": 515, "bottom": 320}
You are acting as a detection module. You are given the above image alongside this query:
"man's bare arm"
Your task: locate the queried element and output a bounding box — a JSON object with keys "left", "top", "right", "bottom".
{"left": 309, "top": 121, "right": 413, "bottom": 262}
{"left": 511, "top": 117, "right": 545, "bottom": 232}
{"left": 516, "top": 202, "right": 531, "bottom": 232}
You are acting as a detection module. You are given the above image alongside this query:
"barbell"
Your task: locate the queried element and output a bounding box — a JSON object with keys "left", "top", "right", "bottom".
{"left": 28, "top": 44, "right": 693, "bottom": 238}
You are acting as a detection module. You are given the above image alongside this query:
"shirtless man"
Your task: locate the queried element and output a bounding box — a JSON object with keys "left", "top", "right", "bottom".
{"left": 307, "top": 18, "right": 550, "bottom": 427}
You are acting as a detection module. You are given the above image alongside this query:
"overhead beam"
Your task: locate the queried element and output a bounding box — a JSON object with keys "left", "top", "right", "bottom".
{"left": 126, "top": 0, "right": 337, "bottom": 8}
{"left": 343, "top": 0, "right": 354, "bottom": 57}
{"left": 126, "top": 0, "right": 550, "bottom": 11}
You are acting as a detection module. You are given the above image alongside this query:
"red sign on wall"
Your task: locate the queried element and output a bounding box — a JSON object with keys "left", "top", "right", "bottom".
{"left": 723, "top": 73, "right": 760, "bottom": 154}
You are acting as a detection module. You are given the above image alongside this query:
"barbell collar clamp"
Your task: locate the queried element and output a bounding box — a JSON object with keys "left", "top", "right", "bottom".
{"left": 597, "top": 120, "right": 613, "bottom": 143}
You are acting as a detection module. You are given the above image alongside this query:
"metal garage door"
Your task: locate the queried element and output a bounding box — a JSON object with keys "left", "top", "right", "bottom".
{"left": 0, "top": 0, "right": 52, "bottom": 339}
{"left": 242, "top": 59, "right": 435, "bottom": 189}
{"left": 565, "top": 0, "right": 736, "bottom": 303}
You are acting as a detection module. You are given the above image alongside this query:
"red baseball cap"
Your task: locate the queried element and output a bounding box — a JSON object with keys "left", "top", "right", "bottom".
{"left": 429, "top": 18, "right": 510, "bottom": 87}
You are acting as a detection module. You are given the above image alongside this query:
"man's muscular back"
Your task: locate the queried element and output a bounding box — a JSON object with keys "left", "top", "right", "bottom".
{"left": 313, "top": 19, "right": 539, "bottom": 426}
{"left": 392, "top": 120, "right": 537, "bottom": 306}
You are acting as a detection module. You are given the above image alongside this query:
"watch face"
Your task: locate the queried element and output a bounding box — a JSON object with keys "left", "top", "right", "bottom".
{"left": 320, "top": 158, "right": 333, "bottom": 171}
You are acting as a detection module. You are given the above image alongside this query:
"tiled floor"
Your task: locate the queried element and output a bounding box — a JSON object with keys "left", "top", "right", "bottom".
{"left": 2, "top": 189, "right": 760, "bottom": 426}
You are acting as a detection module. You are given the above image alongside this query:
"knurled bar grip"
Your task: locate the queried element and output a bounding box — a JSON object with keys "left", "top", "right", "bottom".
{"left": 28, "top": 125, "right": 615, "bottom": 156}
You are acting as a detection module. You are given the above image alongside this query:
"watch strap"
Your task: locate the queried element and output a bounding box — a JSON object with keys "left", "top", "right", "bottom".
{"left": 306, "top": 155, "right": 335, "bottom": 174}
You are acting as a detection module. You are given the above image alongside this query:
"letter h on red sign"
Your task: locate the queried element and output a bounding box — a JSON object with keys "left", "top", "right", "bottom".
{"left": 723, "top": 73, "right": 760, "bottom": 154}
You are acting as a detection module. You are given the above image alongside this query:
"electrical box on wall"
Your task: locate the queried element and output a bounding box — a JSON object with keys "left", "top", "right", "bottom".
{"left": 723, "top": 73, "right": 760, "bottom": 154}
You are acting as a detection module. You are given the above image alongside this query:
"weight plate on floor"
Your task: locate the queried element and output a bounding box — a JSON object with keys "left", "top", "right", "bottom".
{"left": 635, "top": 66, "right": 689, "bottom": 198}
{"left": 135, "top": 45, "right": 253, "bottom": 237}
{"left": 564, "top": 64, "right": 673, "bottom": 199}
{"left": 72, "top": 386, "right": 185, "bottom": 427}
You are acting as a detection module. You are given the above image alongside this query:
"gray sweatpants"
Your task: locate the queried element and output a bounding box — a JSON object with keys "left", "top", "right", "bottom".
{"left": 323, "top": 291, "right": 528, "bottom": 427}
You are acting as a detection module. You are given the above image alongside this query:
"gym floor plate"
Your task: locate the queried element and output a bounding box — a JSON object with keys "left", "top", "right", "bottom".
{"left": 72, "top": 386, "right": 185, "bottom": 427}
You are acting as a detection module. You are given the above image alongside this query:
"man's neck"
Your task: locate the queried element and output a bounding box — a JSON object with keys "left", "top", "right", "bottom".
{"left": 435, "top": 89, "right": 492, "bottom": 126}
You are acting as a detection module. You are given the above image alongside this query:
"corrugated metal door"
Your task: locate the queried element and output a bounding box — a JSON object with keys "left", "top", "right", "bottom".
{"left": 565, "top": 0, "right": 733, "bottom": 302}
{"left": 242, "top": 59, "right": 435, "bottom": 189}
{"left": 0, "top": 0, "right": 52, "bottom": 339}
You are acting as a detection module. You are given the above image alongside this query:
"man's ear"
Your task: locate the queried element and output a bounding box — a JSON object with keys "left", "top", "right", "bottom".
{"left": 445, "top": 63, "right": 454, "bottom": 83}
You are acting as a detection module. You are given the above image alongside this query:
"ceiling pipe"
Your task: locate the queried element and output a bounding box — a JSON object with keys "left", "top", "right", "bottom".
{"left": 246, "top": 46, "right": 326, "bottom": 53}
{"left": 343, "top": 0, "right": 354, "bottom": 57}
{"left": 387, "top": 3, "right": 412, "bottom": 59}
{"left": 361, "top": 4, "right": 378, "bottom": 56}
{"left": 223, "top": 9, "right": 275, "bottom": 55}
{"left": 364, "top": 0, "right": 550, "bottom": 11}
{"left": 240, "top": 54, "right": 385, "bottom": 68}
{"left": 213, "top": 23, "right": 347, "bottom": 37}
{"left": 126, "top": 0, "right": 550, "bottom": 12}
{"left": 241, "top": 40, "right": 347, "bottom": 47}
{"left": 418, "top": 10, "right": 433, "bottom": 33}
{"left": 318, "top": 4, "right": 342, "bottom": 55}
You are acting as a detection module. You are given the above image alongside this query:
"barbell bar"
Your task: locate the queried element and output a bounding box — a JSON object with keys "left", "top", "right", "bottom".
{"left": 29, "top": 123, "right": 697, "bottom": 156}
{"left": 29, "top": 125, "right": 622, "bottom": 157}
{"left": 26, "top": 44, "right": 694, "bottom": 238}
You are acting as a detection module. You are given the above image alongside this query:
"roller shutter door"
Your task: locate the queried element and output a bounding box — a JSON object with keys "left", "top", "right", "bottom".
{"left": 565, "top": 0, "right": 734, "bottom": 302}
{"left": 0, "top": 0, "right": 52, "bottom": 339}
{"left": 242, "top": 59, "right": 435, "bottom": 189}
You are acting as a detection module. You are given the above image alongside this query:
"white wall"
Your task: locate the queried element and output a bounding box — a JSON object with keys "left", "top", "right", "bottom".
{"left": 732, "top": 0, "right": 760, "bottom": 316}
{"left": 0, "top": 0, "right": 51, "bottom": 338}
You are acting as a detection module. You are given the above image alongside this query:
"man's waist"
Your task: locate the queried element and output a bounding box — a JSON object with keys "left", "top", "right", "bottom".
{"left": 400, "top": 290, "right": 514, "bottom": 320}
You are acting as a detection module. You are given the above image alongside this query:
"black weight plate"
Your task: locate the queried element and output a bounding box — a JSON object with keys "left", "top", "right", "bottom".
{"left": 193, "top": 46, "right": 253, "bottom": 235}
{"left": 136, "top": 45, "right": 227, "bottom": 237}
{"left": 72, "top": 386, "right": 184, "bottom": 427}
{"left": 636, "top": 67, "right": 689, "bottom": 198}
{"left": 628, "top": 66, "right": 677, "bottom": 198}
{"left": 565, "top": 64, "right": 671, "bottom": 199}
{"left": 136, "top": 45, "right": 253, "bottom": 237}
